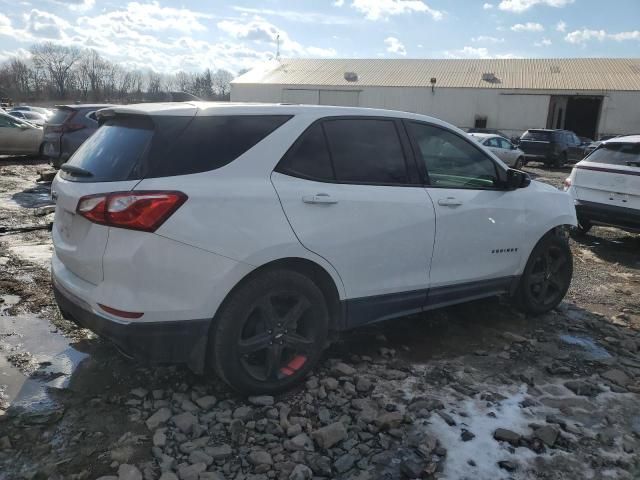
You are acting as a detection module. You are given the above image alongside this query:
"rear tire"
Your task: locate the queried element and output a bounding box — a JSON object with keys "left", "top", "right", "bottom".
{"left": 514, "top": 157, "right": 524, "bottom": 170}
{"left": 515, "top": 232, "right": 573, "bottom": 315}
{"left": 553, "top": 153, "right": 567, "bottom": 169}
{"left": 210, "top": 269, "right": 329, "bottom": 394}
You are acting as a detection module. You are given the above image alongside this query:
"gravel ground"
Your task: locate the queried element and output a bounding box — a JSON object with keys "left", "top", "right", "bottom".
{"left": 0, "top": 157, "right": 639, "bottom": 480}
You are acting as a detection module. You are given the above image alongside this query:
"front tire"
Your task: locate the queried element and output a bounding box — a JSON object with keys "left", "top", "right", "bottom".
{"left": 210, "top": 269, "right": 329, "bottom": 394}
{"left": 515, "top": 232, "right": 573, "bottom": 315}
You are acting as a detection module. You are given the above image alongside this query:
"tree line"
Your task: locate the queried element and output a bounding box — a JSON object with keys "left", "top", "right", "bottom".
{"left": 0, "top": 42, "right": 238, "bottom": 104}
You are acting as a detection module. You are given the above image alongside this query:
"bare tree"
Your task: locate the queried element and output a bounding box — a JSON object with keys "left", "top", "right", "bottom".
{"left": 212, "top": 69, "right": 234, "bottom": 98}
{"left": 30, "top": 42, "right": 81, "bottom": 98}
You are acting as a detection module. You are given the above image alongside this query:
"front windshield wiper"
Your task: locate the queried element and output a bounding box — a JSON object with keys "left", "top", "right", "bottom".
{"left": 60, "top": 165, "right": 93, "bottom": 177}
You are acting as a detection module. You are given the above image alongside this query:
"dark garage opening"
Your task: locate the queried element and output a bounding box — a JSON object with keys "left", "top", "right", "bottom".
{"left": 563, "top": 97, "right": 602, "bottom": 140}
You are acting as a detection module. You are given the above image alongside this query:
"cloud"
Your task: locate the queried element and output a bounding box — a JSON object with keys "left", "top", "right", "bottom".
{"left": 350, "top": 0, "right": 444, "bottom": 21}
{"left": 0, "top": 13, "right": 11, "bottom": 30}
{"left": 498, "top": 0, "right": 573, "bottom": 13}
{"left": 384, "top": 36, "right": 406, "bottom": 55}
{"left": 534, "top": 38, "right": 552, "bottom": 46}
{"left": 556, "top": 20, "right": 566, "bottom": 32}
{"left": 232, "top": 7, "right": 351, "bottom": 25}
{"left": 565, "top": 28, "right": 640, "bottom": 44}
{"left": 334, "top": 0, "right": 345, "bottom": 5}
{"left": 47, "top": 0, "right": 95, "bottom": 12}
{"left": 23, "top": 9, "right": 71, "bottom": 40}
{"left": 444, "top": 46, "right": 516, "bottom": 59}
{"left": 217, "top": 17, "right": 336, "bottom": 57}
{"left": 511, "top": 22, "right": 544, "bottom": 32}
{"left": 471, "top": 35, "right": 504, "bottom": 43}
{"left": 483, "top": 3, "right": 494, "bottom": 9}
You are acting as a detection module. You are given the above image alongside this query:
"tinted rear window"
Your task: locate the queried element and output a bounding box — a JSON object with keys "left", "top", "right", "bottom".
{"left": 62, "top": 115, "right": 291, "bottom": 182}
{"left": 49, "top": 109, "right": 73, "bottom": 124}
{"left": 522, "top": 130, "right": 552, "bottom": 141}
{"left": 585, "top": 143, "right": 640, "bottom": 167}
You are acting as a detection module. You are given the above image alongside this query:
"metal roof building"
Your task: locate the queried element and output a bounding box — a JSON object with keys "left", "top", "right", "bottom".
{"left": 231, "top": 58, "right": 640, "bottom": 139}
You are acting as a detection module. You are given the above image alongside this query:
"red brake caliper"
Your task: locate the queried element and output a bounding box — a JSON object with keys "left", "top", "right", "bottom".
{"left": 280, "top": 355, "right": 307, "bottom": 377}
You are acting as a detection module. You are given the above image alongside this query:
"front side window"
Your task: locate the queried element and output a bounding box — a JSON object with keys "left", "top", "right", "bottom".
{"left": 485, "top": 137, "right": 499, "bottom": 148}
{"left": 0, "top": 116, "right": 19, "bottom": 128}
{"left": 585, "top": 143, "right": 640, "bottom": 167}
{"left": 322, "top": 119, "right": 408, "bottom": 184}
{"left": 408, "top": 122, "right": 500, "bottom": 189}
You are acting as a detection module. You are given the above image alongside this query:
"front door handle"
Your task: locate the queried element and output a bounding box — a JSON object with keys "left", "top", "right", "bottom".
{"left": 302, "top": 193, "right": 338, "bottom": 205}
{"left": 437, "top": 197, "right": 463, "bottom": 207}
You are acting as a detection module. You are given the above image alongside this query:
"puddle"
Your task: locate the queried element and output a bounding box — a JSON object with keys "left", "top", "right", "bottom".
{"left": 0, "top": 314, "right": 89, "bottom": 410}
{"left": 559, "top": 334, "right": 612, "bottom": 360}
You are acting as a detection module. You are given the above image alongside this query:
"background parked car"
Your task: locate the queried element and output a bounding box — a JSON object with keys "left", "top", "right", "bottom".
{"left": 564, "top": 135, "right": 640, "bottom": 235}
{"left": 466, "top": 127, "right": 512, "bottom": 140}
{"left": 43, "top": 104, "right": 113, "bottom": 168}
{"left": 0, "top": 110, "right": 44, "bottom": 156}
{"left": 468, "top": 133, "right": 526, "bottom": 168}
{"left": 11, "top": 105, "right": 53, "bottom": 119}
{"left": 518, "top": 129, "right": 586, "bottom": 167}
{"left": 9, "top": 110, "right": 47, "bottom": 127}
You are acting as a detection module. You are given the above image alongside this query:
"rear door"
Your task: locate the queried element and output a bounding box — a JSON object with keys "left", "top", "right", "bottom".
{"left": 574, "top": 142, "right": 640, "bottom": 211}
{"left": 43, "top": 108, "right": 73, "bottom": 158}
{"left": 496, "top": 137, "right": 517, "bottom": 166}
{"left": 272, "top": 117, "right": 436, "bottom": 311}
{"left": 51, "top": 116, "right": 157, "bottom": 285}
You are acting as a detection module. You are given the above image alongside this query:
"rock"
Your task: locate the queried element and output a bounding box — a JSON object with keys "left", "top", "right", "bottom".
{"left": 287, "top": 424, "right": 303, "bottom": 437}
{"left": 118, "top": 464, "right": 142, "bottom": 480}
{"left": 0, "top": 436, "right": 12, "bottom": 450}
{"left": 333, "top": 453, "right": 356, "bottom": 474}
{"left": 400, "top": 459, "right": 424, "bottom": 478}
{"left": 233, "top": 406, "right": 253, "bottom": 421}
{"left": 320, "top": 378, "right": 338, "bottom": 391}
{"left": 158, "top": 474, "right": 178, "bottom": 480}
{"left": 97, "top": 477, "right": 118, "bottom": 480}
{"left": 182, "top": 400, "right": 200, "bottom": 412}
{"left": 438, "top": 411, "right": 456, "bottom": 426}
{"left": 153, "top": 430, "right": 167, "bottom": 447}
{"left": 195, "top": 396, "right": 217, "bottom": 410}
{"left": 207, "top": 444, "right": 232, "bottom": 460}
{"left": 564, "top": 380, "right": 603, "bottom": 397}
{"left": 494, "top": 428, "right": 520, "bottom": 446}
{"left": 601, "top": 369, "right": 631, "bottom": 387}
{"left": 355, "top": 377, "right": 372, "bottom": 392}
{"left": 375, "top": 411, "right": 403, "bottom": 430}
{"left": 248, "top": 396, "right": 274, "bottom": 407}
{"left": 248, "top": 450, "right": 273, "bottom": 466}
{"left": 312, "top": 422, "right": 347, "bottom": 449}
{"left": 461, "top": 430, "right": 475, "bottom": 442}
{"left": 130, "top": 388, "right": 148, "bottom": 398}
{"left": 332, "top": 362, "right": 356, "bottom": 376}
{"left": 177, "top": 463, "right": 207, "bottom": 480}
{"left": 503, "top": 332, "right": 528, "bottom": 343}
{"left": 408, "top": 397, "right": 444, "bottom": 412}
{"left": 198, "top": 473, "right": 225, "bottom": 480}
{"left": 146, "top": 408, "right": 172, "bottom": 430}
{"left": 498, "top": 460, "right": 517, "bottom": 472}
{"left": 289, "top": 464, "right": 313, "bottom": 480}
{"left": 286, "top": 433, "right": 315, "bottom": 452}
{"left": 172, "top": 412, "right": 197, "bottom": 434}
{"left": 189, "top": 450, "right": 213, "bottom": 466}
{"left": 534, "top": 425, "right": 559, "bottom": 447}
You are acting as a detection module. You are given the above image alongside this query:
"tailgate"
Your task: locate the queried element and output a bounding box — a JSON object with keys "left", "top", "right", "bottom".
{"left": 519, "top": 140, "right": 551, "bottom": 156}
{"left": 574, "top": 162, "right": 640, "bottom": 209}
{"left": 52, "top": 175, "right": 140, "bottom": 285}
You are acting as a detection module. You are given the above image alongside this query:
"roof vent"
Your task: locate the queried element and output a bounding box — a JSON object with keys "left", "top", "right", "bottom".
{"left": 344, "top": 71, "right": 358, "bottom": 82}
{"left": 481, "top": 72, "right": 499, "bottom": 83}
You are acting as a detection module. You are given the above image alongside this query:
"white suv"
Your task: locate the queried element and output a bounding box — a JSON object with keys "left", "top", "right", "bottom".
{"left": 51, "top": 103, "right": 577, "bottom": 393}
{"left": 564, "top": 135, "right": 640, "bottom": 235}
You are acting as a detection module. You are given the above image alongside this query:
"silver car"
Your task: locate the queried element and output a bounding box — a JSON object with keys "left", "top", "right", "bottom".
{"left": 0, "top": 111, "right": 44, "bottom": 156}
{"left": 469, "top": 133, "right": 525, "bottom": 169}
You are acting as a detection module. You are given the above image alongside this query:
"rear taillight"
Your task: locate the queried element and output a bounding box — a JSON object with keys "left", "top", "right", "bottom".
{"left": 77, "top": 191, "right": 187, "bottom": 232}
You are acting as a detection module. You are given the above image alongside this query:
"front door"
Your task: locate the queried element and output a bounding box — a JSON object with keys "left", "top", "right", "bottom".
{"left": 405, "top": 121, "right": 526, "bottom": 301}
{"left": 272, "top": 118, "right": 436, "bottom": 322}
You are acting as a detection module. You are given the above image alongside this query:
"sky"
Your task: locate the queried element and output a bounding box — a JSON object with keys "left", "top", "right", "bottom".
{"left": 0, "top": 0, "right": 638, "bottom": 74}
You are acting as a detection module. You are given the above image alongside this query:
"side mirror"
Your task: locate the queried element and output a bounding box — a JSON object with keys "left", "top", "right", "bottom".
{"left": 506, "top": 169, "right": 530, "bottom": 190}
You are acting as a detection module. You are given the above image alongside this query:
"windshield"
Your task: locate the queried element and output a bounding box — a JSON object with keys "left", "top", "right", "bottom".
{"left": 522, "top": 130, "right": 552, "bottom": 141}
{"left": 585, "top": 143, "right": 640, "bottom": 167}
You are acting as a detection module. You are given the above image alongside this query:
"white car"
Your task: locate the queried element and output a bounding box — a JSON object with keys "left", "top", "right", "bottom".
{"left": 564, "top": 135, "right": 640, "bottom": 234}
{"left": 0, "top": 111, "right": 44, "bottom": 155}
{"left": 9, "top": 110, "right": 47, "bottom": 127}
{"left": 11, "top": 105, "right": 53, "bottom": 119}
{"left": 469, "top": 133, "right": 526, "bottom": 169}
{"left": 51, "top": 103, "right": 577, "bottom": 393}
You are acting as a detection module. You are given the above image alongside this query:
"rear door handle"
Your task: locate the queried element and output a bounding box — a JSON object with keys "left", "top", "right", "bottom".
{"left": 437, "top": 197, "right": 463, "bottom": 207}
{"left": 302, "top": 193, "right": 338, "bottom": 205}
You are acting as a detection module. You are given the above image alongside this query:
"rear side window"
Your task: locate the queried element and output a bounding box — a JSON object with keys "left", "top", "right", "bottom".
{"left": 62, "top": 115, "right": 291, "bottom": 182}
{"left": 277, "top": 124, "right": 334, "bottom": 181}
{"left": 585, "top": 143, "right": 640, "bottom": 167}
{"left": 522, "top": 130, "right": 552, "bottom": 141}
{"left": 49, "top": 109, "right": 73, "bottom": 125}
{"left": 323, "top": 119, "right": 408, "bottom": 184}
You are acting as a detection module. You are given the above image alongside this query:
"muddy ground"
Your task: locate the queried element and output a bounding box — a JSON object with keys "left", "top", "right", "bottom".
{"left": 0, "top": 157, "right": 639, "bottom": 480}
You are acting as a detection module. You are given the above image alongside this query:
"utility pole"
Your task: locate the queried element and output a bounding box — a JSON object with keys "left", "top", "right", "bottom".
{"left": 276, "top": 34, "right": 281, "bottom": 61}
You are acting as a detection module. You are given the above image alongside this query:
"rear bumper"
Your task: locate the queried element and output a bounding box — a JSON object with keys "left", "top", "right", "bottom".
{"left": 575, "top": 199, "right": 640, "bottom": 232}
{"left": 52, "top": 274, "right": 211, "bottom": 372}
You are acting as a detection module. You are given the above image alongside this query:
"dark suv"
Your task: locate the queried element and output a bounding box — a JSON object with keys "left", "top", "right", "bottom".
{"left": 519, "top": 129, "right": 586, "bottom": 167}
{"left": 42, "top": 104, "right": 113, "bottom": 168}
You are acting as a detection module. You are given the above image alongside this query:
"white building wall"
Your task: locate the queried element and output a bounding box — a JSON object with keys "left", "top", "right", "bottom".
{"left": 231, "top": 83, "right": 640, "bottom": 138}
